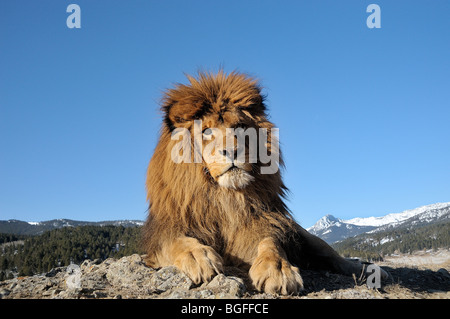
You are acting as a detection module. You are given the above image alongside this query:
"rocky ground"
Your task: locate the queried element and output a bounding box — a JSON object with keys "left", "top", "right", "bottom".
{"left": 1, "top": 251, "right": 449, "bottom": 299}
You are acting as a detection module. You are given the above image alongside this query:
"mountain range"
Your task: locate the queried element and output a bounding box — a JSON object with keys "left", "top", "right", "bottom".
{"left": 307, "top": 202, "right": 450, "bottom": 244}
{"left": 1, "top": 202, "right": 449, "bottom": 243}
{"left": 0, "top": 219, "right": 144, "bottom": 236}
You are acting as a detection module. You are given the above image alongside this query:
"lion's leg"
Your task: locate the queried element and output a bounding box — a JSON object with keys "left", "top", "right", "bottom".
{"left": 297, "top": 226, "right": 360, "bottom": 273}
{"left": 295, "top": 226, "right": 389, "bottom": 280}
{"left": 249, "top": 237, "right": 304, "bottom": 294}
{"left": 163, "top": 236, "right": 224, "bottom": 284}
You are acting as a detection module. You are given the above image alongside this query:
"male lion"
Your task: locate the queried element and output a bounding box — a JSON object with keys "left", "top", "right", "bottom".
{"left": 143, "top": 71, "right": 383, "bottom": 294}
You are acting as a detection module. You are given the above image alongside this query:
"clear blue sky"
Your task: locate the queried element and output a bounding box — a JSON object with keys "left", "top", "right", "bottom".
{"left": 1, "top": 1, "right": 449, "bottom": 228}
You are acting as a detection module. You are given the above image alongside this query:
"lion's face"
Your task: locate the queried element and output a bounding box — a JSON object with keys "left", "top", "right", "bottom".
{"left": 197, "top": 113, "right": 255, "bottom": 189}
{"left": 162, "top": 71, "right": 277, "bottom": 190}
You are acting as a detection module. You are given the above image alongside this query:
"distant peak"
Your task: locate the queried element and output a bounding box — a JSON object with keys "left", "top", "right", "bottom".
{"left": 323, "top": 214, "right": 339, "bottom": 221}
{"left": 308, "top": 214, "right": 342, "bottom": 232}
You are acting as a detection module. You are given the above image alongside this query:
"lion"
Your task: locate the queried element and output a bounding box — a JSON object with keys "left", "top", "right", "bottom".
{"left": 142, "top": 70, "right": 385, "bottom": 294}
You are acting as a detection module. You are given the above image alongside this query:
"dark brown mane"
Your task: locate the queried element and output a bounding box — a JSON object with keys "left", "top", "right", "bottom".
{"left": 162, "top": 71, "right": 266, "bottom": 131}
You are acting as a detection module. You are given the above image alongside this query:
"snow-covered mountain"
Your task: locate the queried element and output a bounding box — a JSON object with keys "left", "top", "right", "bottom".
{"left": 307, "top": 202, "right": 450, "bottom": 244}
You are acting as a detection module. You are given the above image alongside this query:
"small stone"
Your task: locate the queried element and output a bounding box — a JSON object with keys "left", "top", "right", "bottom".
{"left": 437, "top": 268, "right": 450, "bottom": 279}
{"left": 206, "top": 274, "right": 246, "bottom": 298}
{"left": 93, "top": 290, "right": 107, "bottom": 298}
{"left": 46, "top": 267, "right": 65, "bottom": 278}
{"left": 149, "top": 266, "right": 193, "bottom": 293}
{"left": 106, "top": 254, "right": 153, "bottom": 288}
{"left": 0, "top": 288, "right": 11, "bottom": 298}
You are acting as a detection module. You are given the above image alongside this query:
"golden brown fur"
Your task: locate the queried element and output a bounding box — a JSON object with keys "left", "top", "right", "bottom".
{"left": 142, "top": 70, "right": 380, "bottom": 294}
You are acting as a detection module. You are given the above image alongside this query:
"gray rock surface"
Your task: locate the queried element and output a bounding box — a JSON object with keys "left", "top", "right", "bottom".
{"left": 0, "top": 254, "right": 246, "bottom": 299}
{"left": 1, "top": 254, "right": 448, "bottom": 299}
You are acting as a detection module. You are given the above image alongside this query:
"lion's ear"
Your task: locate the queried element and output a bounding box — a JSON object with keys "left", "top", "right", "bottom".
{"left": 163, "top": 101, "right": 200, "bottom": 130}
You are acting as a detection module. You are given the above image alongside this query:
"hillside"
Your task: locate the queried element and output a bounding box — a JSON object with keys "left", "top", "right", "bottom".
{"left": 0, "top": 225, "right": 143, "bottom": 280}
{"left": 0, "top": 219, "right": 143, "bottom": 236}
{"left": 332, "top": 219, "right": 450, "bottom": 261}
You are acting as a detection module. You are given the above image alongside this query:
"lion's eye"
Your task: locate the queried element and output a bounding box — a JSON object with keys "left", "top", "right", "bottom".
{"left": 203, "top": 128, "right": 213, "bottom": 137}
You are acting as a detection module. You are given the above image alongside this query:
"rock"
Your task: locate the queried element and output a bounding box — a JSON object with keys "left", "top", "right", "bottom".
{"left": 106, "top": 254, "right": 154, "bottom": 288}
{"left": 437, "top": 268, "right": 450, "bottom": 279}
{"left": 0, "top": 288, "right": 11, "bottom": 298}
{"left": 205, "top": 274, "right": 246, "bottom": 298}
{"left": 149, "top": 266, "right": 193, "bottom": 293}
{"left": 0, "top": 254, "right": 245, "bottom": 299}
{"left": 0, "top": 254, "right": 448, "bottom": 299}
{"left": 45, "top": 267, "right": 65, "bottom": 278}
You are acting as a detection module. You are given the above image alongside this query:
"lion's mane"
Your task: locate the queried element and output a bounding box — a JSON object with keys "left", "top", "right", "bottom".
{"left": 142, "top": 71, "right": 300, "bottom": 268}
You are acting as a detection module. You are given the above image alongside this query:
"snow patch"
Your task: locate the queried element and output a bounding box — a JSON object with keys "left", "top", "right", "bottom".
{"left": 344, "top": 202, "right": 450, "bottom": 227}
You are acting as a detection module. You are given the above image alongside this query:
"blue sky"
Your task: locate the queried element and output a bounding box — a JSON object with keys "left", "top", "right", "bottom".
{"left": 1, "top": 1, "right": 449, "bottom": 228}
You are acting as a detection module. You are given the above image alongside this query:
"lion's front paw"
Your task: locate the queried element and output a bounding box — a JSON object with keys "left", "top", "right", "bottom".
{"left": 174, "top": 245, "right": 223, "bottom": 284}
{"left": 249, "top": 254, "right": 304, "bottom": 295}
